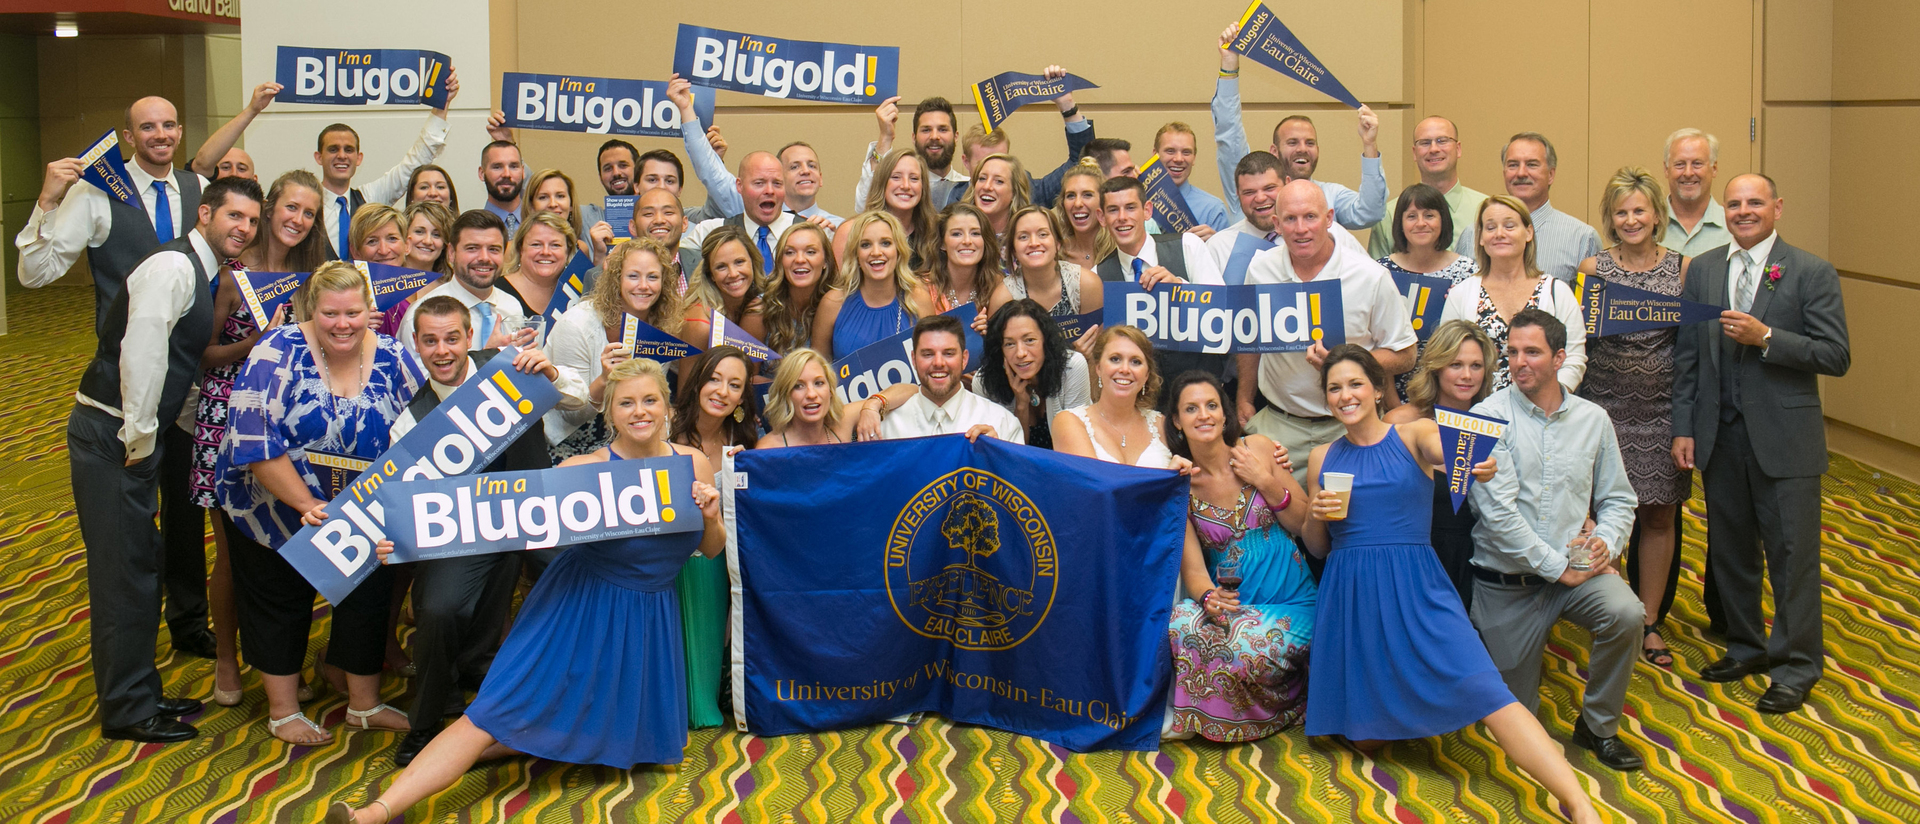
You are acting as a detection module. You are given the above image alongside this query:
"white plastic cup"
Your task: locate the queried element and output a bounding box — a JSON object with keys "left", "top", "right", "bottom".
{"left": 1323, "top": 472, "right": 1355, "bottom": 520}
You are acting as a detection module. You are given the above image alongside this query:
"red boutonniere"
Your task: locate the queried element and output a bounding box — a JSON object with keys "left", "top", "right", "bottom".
{"left": 1765, "top": 263, "right": 1784, "bottom": 290}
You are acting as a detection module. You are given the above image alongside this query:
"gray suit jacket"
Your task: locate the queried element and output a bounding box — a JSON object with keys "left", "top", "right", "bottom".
{"left": 1672, "top": 238, "right": 1850, "bottom": 478}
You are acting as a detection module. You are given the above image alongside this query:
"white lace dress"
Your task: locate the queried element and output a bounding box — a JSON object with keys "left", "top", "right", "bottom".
{"left": 1063, "top": 407, "right": 1175, "bottom": 468}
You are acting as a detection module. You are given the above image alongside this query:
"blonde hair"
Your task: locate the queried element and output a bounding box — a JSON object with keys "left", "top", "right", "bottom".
{"left": 762, "top": 348, "right": 842, "bottom": 434}
{"left": 1663, "top": 127, "right": 1719, "bottom": 165}
{"left": 1474, "top": 195, "right": 1541, "bottom": 277}
{"left": 601, "top": 357, "right": 671, "bottom": 439}
{"left": 348, "top": 203, "right": 404, "bottom": 257}
{"left": 968, "top": 154, "right": 1032, "bottom": 222}
{"left": 507, "top": 211, "right": 579, "bottom": 278}
{"left": 835, "top": 211, "right": 928, "bottom": 319}
{"left": 1403, "top": 319, "right": 1496, "bottom": 415}
{"left": 1090, "top": 325, "right": 1161, "bottom": 410}
{"left": 521, "top": 168, "right": 584, "bottom": 239}
{"left": 295, "top": 260, "right": 375, "bottom": 322}
{"left": 592, "top": 236, "right": 688, "bottom": 337}
{"left": 1598, "top": 165, "right": 1669, "bottom": 247}
{"left": 1152, "top": 121, "right": 1197, "bottom": 152}
{"left": 960, "top": 125, "right": 1008, "bottom": 162}
{"left": 763, "top": 222, "right": 837, "bottom": 354}
{"left": 402, "top": 199, "right": 455, "bottom": 274}
{"left": 1051, "top": 160, "right": 1117, "bottom": 264}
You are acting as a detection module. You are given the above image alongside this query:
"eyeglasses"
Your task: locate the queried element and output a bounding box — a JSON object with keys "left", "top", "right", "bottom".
{"left": 1412, "top": 137, "right": 1458, "bottom": 149}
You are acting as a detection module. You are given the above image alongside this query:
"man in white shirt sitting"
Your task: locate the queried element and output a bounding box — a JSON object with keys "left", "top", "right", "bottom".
{"left": 399, "top": 210, "right": 526, "bottom": 350}
{"left": 879, "top": 315, "right": 1024, "bottom": 443}
{"left": 1236, "top": 180, "right": 1416, "bottom": 483}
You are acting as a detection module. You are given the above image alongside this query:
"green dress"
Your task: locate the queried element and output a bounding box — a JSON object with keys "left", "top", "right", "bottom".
{"left": 674, "top": 552, "right": 729, "bottom": 728}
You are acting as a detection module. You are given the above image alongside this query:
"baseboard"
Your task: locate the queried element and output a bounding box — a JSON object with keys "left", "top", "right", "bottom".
{"left": 1827, "top": 419, "right": 1920, "bottom": 484}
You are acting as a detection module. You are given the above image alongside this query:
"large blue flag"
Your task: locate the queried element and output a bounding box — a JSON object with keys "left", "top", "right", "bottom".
{"left": 731, "top": 435, "right": 1186, "bottom": 752}
{"left": 1226, "top": 2, "right": 1361, "bottom": 109}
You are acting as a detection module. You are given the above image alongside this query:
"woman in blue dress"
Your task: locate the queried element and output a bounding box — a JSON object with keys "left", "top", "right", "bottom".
{"left": 328, "top": 357, "right": 726, "bottom": 824}
{"left": 1162, "top": 372, "right": 1317, "bottom": 741}
{"left": 1300, "top": 345, "right": 1599, "bottom": 824}
{"left": 812, "top": 211, "right": 932, "bottom": 360}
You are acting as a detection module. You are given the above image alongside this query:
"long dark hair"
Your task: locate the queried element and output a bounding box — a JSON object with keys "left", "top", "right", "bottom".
{"left": 978, "top": 299, "right": 1069, "bottom": 404}
{"left": 669, "top": 345, "right": 760, "bottom": 451}
{"left": 1162, "top": 371, "right": 1244, "bottom": 460}
{"left": 1319, "top": 343, "right": 1389, "bottom": 416}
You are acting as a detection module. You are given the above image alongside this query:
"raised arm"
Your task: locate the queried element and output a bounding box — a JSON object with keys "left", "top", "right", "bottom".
{"left": 668, "top": 74, "right": 743, "bottom": 217}
{"left": 1212, "top": 21, "right": 1252, "bottom": 222}
{"left": 190, "top": 82, "right": 281, "bottom": 179}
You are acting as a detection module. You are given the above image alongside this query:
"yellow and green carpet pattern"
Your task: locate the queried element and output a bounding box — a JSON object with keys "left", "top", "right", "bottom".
{"left": 2, "top": 284, "right": 1918, "bottom": 822}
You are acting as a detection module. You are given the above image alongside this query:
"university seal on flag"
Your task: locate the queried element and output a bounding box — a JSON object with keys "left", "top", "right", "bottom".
{"left": 885, "top": 468, "right": 1057, "bottom": 651}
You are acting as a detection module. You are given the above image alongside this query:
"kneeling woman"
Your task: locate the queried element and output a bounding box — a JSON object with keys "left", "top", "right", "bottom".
{"left": 1163, "top": 371, "right": 1316, "bottom": 741}
{"left": 329, "top": 358, "right": 725, "bottom": 823}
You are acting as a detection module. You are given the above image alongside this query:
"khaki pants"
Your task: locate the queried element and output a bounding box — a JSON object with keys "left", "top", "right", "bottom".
{"left": 1245, "top": 406, "right": 1345, "bottom": 487}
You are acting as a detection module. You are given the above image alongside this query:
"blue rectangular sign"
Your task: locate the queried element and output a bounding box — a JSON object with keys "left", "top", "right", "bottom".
{"left": 673, "top": 24, "right": 898, "bottom": 105}
{"left": 276, "top": 46, "right": 453, "bottom": 106}
{"left": 501, "top": 71, "right": 715, "bottom": 138}
{"left": 378, "top": 455, "right": 698, "bottom": 563}
{"left": 733, "top": 435, "right": 1185, "bottom": 752}
{"left": 604, "top": 195, "right": 636, "bottom": 239}
{"left": 831, "top": 303, "right": 986, "bottom": 403}
{"left": 1389, "top": 269, "right": 1453, "bottom": 341}
{"left": 1102, "top": 281, "right": 1345, "bottom": 354}
{"left": 276, "top": 348, "right": 564, "bottom": 603}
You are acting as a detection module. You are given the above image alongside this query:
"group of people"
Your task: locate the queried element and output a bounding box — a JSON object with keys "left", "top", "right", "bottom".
{"left": 15, "top": 20, "right": 1850, "bottom": 824}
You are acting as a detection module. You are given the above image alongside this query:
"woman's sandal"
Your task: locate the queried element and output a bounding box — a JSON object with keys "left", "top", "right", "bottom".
{"left": 267, "top": 711, "right": 332, "bottom": 745}
{"left": 344, "top": 703, "right": 410, "bottom": 732}
{"left": 326, "top": 799, "right": 390, "bottom": 824}
{"left": 1642, "top": 621, "right": 1675, "bottom": 668}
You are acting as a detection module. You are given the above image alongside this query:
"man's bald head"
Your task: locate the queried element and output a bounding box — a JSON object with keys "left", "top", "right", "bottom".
{"left": 1276, "top": 179, "right": 1333, "bottom": 264}
{"left": 735, "top": 151, "right": 787, "bottom": 226}
{"left": 215, "top": 147, "right": 255, "bottom": 180}
{"left": 1725, "top": 172, "right": 1778, "bottom": 200}
{"left": 123, "top": 96, "right": 183, "bottom": 171}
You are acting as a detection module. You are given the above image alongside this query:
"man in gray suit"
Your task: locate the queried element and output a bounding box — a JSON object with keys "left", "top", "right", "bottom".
{"left": 1673, "top": 173, "right": 1850, "bottom": 713}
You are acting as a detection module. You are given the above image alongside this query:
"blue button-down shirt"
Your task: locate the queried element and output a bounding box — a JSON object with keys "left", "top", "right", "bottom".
{"left": 1467, "top": 386, "right": 1638, "bottom": 581}
{"left": 1210, "top": 76, "right": 1386, "bottom": 230}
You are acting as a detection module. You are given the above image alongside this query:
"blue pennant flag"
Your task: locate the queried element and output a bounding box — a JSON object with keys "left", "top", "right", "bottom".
{"left": 1222, "top": 231, "right": 1275, "bottom": 286}
{"left": 358, "top": 261, "right": 438, "bottom": 314}
{"left": 709, "top": 310, "right": 778, "bottom": 363}
{"left": 376, "top": 455, "right": 698, "bottom": 564}
{"left": 673, "top": 24, "right": 898, "bottom": 105}
{"left": 1102, "top": 281, "right": 1344, "bottom": 354}
{"left": 971, "top": 70, "right": 1099, "bottom": 133}
{"left": 1435, "top": 408, "right": 1506, "bottom": 513}
{"left": 1389, "top": 270, "right": 1453, "bottom": 341}
{"left": 831, "top": 303, "right": 986, "bottom": 403}
{"left": 622, "top": 314, "right": 701, "bottom": 364}
{"left": 232, "top": 268, "right": 307, "bottom": 328}
{"left": 1226, "top": 2, "right": 1361, "bottom": 109}
{"left": 502, "top": 72, "right": 715, "bottom": 139}
{"left": 77, "top": 130, "right": 138, "bottom": 207}
{"left": 604, "top": 195, "right": 637, "bottom": 239}
{"left": 731, "top": 435, "right": 1185, "bottom": 752}
{"left": 1136, "top": 155, "right": 1198, "bottom": 235}
{"left": 540, "top": 252, "right": 595, "bottom": 333}
{"left": 1572, "top": 271, "right": 1722, "bottom": 339}
{"left": 276, "top": 47, "right": 453, "bottom": 106}
{"left": 277, "top": 348, "right": 564, "bottom": 603}
{"left": 1055, "top": 309, "right": 1104, "bottom": 346}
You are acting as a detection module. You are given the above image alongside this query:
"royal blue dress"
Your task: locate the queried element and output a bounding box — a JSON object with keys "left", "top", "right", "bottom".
{"left": 830, "top": 291, "right": 913, "bottom": 360}
{"left": 1304, "top": 430, "right": 1515, "bottom": 741}
{"left": 464, "top": 447, "right": 703, "bottom": 768}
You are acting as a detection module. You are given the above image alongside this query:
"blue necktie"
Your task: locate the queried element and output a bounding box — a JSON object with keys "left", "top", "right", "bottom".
{"left": 337, "top": 196, "right": 353, "bottom": 260}
{"left": 757, "top": 225, "right": 774, "bottom": 274}
{"left": 152, "top": 180, "right": 173, "bottom": 243}
{"left": 1131, "top": 257, "right": 1145, "bottom": 283}
{"left": 475, "top": 302, "right": 496, "bottom": 347}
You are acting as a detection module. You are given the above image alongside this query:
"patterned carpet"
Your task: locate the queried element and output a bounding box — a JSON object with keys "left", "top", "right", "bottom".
{"left": 2, "top": 283, "right": 1919, "bottom": 823}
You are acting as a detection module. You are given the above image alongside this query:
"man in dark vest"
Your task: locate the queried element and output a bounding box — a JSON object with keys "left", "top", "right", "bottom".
{"left": 314, "top": 67, "right": 456, "bottom": 260}
{"left": 1094, "top": 175, "right": 1228, "bottom": 383}
{"left": 390, "top": 295, "right": 582, "bottom": 766}
{"left": 15, "top": 93, "right": 267, "bottom": 665}
{"left": 67, "top": 176, "right": 262, "bottom": 742}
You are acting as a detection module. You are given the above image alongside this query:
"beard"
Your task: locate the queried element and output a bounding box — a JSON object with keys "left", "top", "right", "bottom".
{"left": 919, "top": 141, "right": 952, "bottom": 172}
{"left": 488, "top": 176, "right": 525, "bottom": 203}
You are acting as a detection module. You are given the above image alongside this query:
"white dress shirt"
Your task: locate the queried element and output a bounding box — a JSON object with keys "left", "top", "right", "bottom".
{"left": 1115, "top": 233, "right": 1224, "bottom": 285}
{"left": 397, "top": 277, "right": 528, "bottom": 356}
{"left": 1725, "top": 230, "right": 1779, "bottom": 314}
{"left": 1242, "top": 241, "right": 1417, "bottom": 417}
{"left": 685, "top": 210, "right": 798, "bottom": 251}
{"left": 543, "top": 300, "right": 618, "bottom": 445}
{"left": 881, "top": 387, "right": 1025, "bottom": 443}
{"left": 76, "top": 229, "right": 218, "bottom": 460}
{"left": 15, "top": 162, "right": 206, "bottom": 288}
{"left": 1204, "top": 219, "right": 1366, "bottom": 271}
{"left": 321, "top": 113, "right": 449, "bottom": 254}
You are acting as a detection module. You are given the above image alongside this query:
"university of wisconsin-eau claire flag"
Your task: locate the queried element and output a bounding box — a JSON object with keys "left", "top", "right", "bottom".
{"left": 1102, "top": 281, "right": 1345, "bottom": 354}
{"left": 501, "top": 71, "right": 715, "bottom": 139}
{"left": 673, "top": 24, "right": 898, "bottom": 105}
{"left": 1135, "top": 155, "right": 1199, "bottom": 234}
{"left": 971, "top": 70, "right": 1098, "bottom": 133}
{"left": 277, "top": 348, "right": 562, "bottom": 603}
{"left": 1226, "top": 1, "right": 1361, "bottom": 109}
{"left": 275, "top": 47, "right": 452, "bottom": 106}
{"left": 1571, "top": 271, "right": 1722, "bottom": 339}
{"left": 1435, "top": 408, "right": 1505, "bottom": 513}
{"left": 77, "top": 130, "right": 138, "bottom": 207}
{"left": 729, "top": 435, "right": 1187, "bottom": 752}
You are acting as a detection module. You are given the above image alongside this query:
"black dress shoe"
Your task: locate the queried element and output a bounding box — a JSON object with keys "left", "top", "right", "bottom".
{"left": 1756, "top": 682, "right": 1809, "bottom": 714}
{"left": 172, "top": 628, "right": 218, "bottom": 660}
{"left": 155, "top": 697, "right": 203, "bottom": 717}
{"left": 102, "top": 715, "right": 198, "bottom": 743}
{"left": 394, "top": 728, "right": 437, "bottom": 767}
{"left": 1571, "top": 717, "right": 1643, "bottom": 771}
{"left": 1699, "top": 655, "right": 1770, "bottom": 683}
